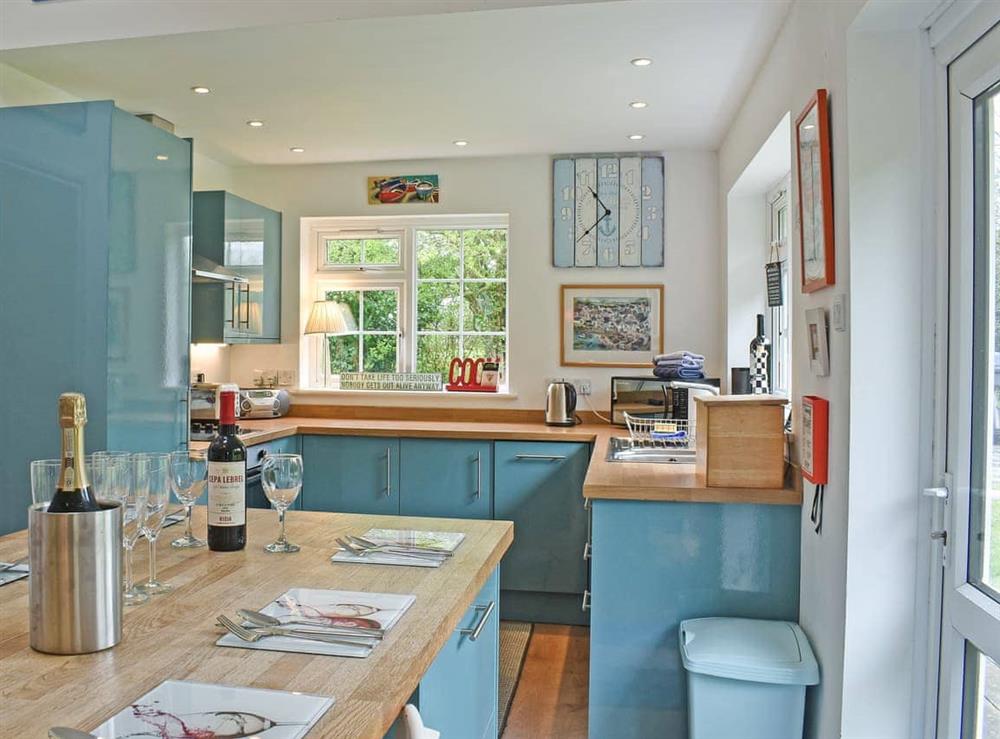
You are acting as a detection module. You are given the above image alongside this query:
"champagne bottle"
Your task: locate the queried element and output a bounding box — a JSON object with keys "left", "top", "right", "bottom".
{"left": 749, "top": 313, "right": 772, "bottom": 395}
{"left": 207, "top": 386, "right": 247, "bottom": 551}
{"left": 48, "top": 393, "right": 102, "bottom": 513}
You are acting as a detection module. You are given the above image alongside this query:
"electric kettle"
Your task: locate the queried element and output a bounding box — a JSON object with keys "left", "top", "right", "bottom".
{"left": 545, "top": 380, "right": 579, "bottom": 426}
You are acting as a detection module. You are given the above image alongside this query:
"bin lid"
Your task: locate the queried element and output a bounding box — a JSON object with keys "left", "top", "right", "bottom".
{"left": 679, "top": 617, "right": 819, "bottom": 686}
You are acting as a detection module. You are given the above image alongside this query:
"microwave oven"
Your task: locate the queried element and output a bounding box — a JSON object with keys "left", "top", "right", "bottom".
{"left": 610, "top": 376, "right": 721, "bottom": 426}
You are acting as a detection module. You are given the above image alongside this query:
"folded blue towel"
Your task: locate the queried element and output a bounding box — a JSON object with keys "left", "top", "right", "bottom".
{"left": 654, "top": 351, "right": 705, "bottom": 363}
{"left": 655, "top": 356, "right": 704, "bottom": 369}
{"left": 653, "top": 365, "right": 705, "bottom": 380}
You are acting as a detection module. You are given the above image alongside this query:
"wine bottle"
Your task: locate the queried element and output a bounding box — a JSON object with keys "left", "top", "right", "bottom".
{"left": 749, "top": 313, "right": 772, "bottom": 395}
{"left": 47, "top": 393, "right": 102, "bottom": 513}
{"left": 207, "top": 385, "right": 246, "bottom": 551}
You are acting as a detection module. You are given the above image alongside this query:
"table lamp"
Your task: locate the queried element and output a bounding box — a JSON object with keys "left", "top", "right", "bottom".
{"left": 304, "top": 300, "right": 357, "bottom": 387}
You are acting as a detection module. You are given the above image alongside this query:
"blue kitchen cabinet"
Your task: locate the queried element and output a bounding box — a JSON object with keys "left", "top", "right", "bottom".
{"left": 494, "top": 441, "right": 591, "bottom": 624}
{"left": 192, "top": 191, "right": 281, "bottom": 344}
{"left": 588, "top": 499, "right": 801, "bottom": 739}
{"left": 399, "top": 439, "right": 492, "bottom": 519}
{"left": 0, "top": 101, "right": 191, "bottom": 535}
{"left": 301, "top": 436, "right": 400, "bottom": 515}
{"left": 419, "top": 568, "right": 500, "bottom": 739}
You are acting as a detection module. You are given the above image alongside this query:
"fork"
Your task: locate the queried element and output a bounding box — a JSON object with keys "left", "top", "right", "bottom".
{"left": 349, "top": 535, "right": 453, "bottom": 557}
{"left": 217, "top": 614, "right": 375, "bottom": 648}
{"left": 340, "top": 537, "right": 445, "bottom": 560}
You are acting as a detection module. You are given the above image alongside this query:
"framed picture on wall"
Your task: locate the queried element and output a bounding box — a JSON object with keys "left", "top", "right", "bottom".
{"left": 795, "top": 89, "right": 835, "bottom": 293}
{"left": 560, "top": 284, "right": 664, "bottom": 367}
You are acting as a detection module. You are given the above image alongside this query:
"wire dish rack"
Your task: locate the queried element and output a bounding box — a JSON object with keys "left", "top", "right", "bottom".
{"left": 623, "top": 413, "right": 694, "bottom": 448}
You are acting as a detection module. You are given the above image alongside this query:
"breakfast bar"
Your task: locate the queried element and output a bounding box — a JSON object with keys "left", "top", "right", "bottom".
{"left": 0, "top": 509, "right": 512, "bottom": 739}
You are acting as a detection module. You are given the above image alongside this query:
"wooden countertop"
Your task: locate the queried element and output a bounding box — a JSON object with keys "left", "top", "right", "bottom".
{"left": 210, "top": 416, "right": 801, "bottom": 505}
{"left": 0, "top": 509, "right": 512, "bottom": 739}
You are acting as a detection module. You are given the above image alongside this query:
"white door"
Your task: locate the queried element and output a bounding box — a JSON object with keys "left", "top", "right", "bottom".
{"left": 938, "top": 22, "right": 1000, "bottom": 739}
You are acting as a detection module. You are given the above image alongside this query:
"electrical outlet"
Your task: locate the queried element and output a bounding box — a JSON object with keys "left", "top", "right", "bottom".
{"left": 575, "top": 379, "right": 592, "bottom": 396}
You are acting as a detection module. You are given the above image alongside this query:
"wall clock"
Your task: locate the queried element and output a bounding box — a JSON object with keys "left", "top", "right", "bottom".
{"left": 553, "top": 155, "right": 664, "bottom": 268}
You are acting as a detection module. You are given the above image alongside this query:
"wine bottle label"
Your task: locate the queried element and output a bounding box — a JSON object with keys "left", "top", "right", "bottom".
{"left": 208, "top": 461, "right": 246, "bottom": 527}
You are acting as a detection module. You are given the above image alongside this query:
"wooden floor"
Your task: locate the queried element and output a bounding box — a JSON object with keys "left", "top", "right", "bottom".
{"left": 502, "top": 625, "right": 590, "bottom": 739}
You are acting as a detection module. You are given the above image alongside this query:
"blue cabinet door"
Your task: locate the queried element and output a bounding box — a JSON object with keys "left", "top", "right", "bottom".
{"left": 419, "top": 568, "right": 499, "bottom": 739}
{"left": 588, "top": 499, "right": 801, "bottom": 739}
{"left": 399, "top": 439, "right": 492, "bottom": 519}
{"left": 494, "top": 441, "right": 590, "bottom": 594}
{"left": 301, "top": 436, "right": 400, "bottom": 515}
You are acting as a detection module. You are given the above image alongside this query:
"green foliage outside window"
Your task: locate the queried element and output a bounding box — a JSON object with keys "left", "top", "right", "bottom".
{"left": 325, "top": 288, "right": 399, "bottom": 376}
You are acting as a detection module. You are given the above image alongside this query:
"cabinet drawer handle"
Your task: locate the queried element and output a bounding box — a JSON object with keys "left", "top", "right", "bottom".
{"left": 514, "top": 454, "right": 566, "bottom": 461}
{"left": 225, "top": 283, "right": 236, "bottom": 326}
{"left": 473, "top": 450, "right": 482, "bottom": 501}
{"left": 385, "top": 446, "right": 392, "bottom": 497}
{"left": 583, "top": 498, "right": 592, "bottom": 510}
{"left": 460, "top": 600, "right": 495, "bottom": 641}
{"left": 582, "top": 590, "right": 591, "bottom": 611}
{"left": 583, "top": 542, "right": 592, "bottom": 560}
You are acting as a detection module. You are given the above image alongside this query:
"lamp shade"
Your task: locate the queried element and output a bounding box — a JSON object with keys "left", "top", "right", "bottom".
{"left": 304, "top": 300, "right": 357, "bottom": 335}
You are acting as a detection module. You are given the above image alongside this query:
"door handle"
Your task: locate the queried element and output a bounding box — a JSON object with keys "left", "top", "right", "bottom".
{"left": 583, "top": 542, "right": 592, "bottom": 560}
{"left": 582, "top": 590, "right": 591, "bottom": 611}
{"left": 473, "top": 450, "right": 482, "bottom": 500}
{"left": 460, "top": 600, "right": 495, "bottom": 641}
{"left": 385, "top": 446, "right": 392, "bottom": 497}
{"left": 514, "top": 454, "right": 567, "bottom": 461}
{"left": 224, "top": 283, "right": 236, "bottom": 326}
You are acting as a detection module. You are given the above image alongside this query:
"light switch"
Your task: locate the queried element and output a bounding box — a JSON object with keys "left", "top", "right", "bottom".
{"left": 831, "top": 294, "right": 848, "bottom": 332}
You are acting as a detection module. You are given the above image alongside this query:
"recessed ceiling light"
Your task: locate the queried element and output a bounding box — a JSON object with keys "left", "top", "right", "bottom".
{"left": 630, "top": 57, "right": 653, "bottom": 67}
{"left": 155, "top": 154, "right": 169, "bottom": 161}
{"left": 628, "top": 134, "right": 645, "bottom": 141}
{"left": 290, "top": 147, "right": 305, "bottom": 153}
{"left": 629, "top": 101, "right": 648, "bottom": 109}
{"left": 453, "top": 140, "right": 469, "bottom": 147}
{"left": 191, "top": 86, "right": 211, "bottom": 94}
{"left": 247, "top": 120, "right": 264, "bottom": 128}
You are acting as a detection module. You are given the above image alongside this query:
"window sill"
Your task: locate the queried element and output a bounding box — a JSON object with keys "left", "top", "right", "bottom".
{"left": 291, "top": 387, "right": 518, "bottom": 401}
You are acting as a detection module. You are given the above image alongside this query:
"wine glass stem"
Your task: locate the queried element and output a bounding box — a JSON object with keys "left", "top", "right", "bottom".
{"left": 124, "top": 544, "right": 134, "bottom": 592}
{"left": 148, "top": 537, "right": 157, "bottom": 583}
{"left": 278, "top": 508, "right": 287, "bottom": 544}
{"left": 184, "top": 503, "right": 194, "bottom": 540}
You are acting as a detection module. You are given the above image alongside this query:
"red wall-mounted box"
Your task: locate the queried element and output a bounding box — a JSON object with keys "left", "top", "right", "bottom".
{"left": 801, "top": 395, "right": 829, "bottom": 485}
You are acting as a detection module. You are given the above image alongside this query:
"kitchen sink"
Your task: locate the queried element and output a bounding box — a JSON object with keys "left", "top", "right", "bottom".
{"left": 605, "top": 436, "right": 697, "bottom": 464}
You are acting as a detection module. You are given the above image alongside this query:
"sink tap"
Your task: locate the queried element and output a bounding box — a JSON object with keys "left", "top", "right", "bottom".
{"left": 666, "top": 380, "right": 720, "bottom": 396}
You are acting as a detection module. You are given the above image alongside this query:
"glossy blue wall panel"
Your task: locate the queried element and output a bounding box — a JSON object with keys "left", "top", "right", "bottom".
{"left": 419, "top": 568, "right": 499, "bottom": 739}
{"left": 107, "top": 109, "right": 191, "bottom": 453}
{"left": 640, "top": 157, "right": 664, "bottom": 267}
{"left": 588, "top": 499, "right": 800, "bottom": 739}
{"left": 0, "top": 101, "right": 114, "bottom": 535}
{"left": 552, "top": 159, "right": 575, "bottom": 267}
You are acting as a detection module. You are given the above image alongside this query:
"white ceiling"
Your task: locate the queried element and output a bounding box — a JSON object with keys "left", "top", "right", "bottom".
{"left": 0, "top": 0, "right": 791, "bottom": 165}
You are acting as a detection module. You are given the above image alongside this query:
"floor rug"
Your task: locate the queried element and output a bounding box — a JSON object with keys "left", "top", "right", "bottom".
{"left": 499, "top": 620, "right": 533, "bottom": 734}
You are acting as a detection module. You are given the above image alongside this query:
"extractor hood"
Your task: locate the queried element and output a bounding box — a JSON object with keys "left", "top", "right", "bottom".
{"left": 192, "top": 255, "right": 247, "bottom": 284}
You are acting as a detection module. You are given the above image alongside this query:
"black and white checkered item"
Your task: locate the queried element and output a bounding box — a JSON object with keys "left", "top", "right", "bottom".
{"left": 751, "top": 347, "right": 770, "bottom": 394}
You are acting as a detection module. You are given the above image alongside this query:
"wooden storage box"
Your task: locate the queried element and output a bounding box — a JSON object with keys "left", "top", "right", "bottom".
{"left": 694, "top": 395, "right": 787, "bottom": 489}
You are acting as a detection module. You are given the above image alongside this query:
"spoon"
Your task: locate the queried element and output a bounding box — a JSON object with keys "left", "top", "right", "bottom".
{"left": 237, "top": 608, "right": 384, "bottom": 638}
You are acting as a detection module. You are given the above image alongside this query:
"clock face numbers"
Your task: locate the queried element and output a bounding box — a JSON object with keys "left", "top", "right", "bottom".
{"left": 574, "top": 158, "right": 597, "bottom": 266}
{"left": 618, "top": 157, "right": 641, "bottom": 266}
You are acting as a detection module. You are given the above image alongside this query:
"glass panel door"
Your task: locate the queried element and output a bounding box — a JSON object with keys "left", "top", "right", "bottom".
{"left": 939, "top": 23, "right": 1000, "bottom": 739}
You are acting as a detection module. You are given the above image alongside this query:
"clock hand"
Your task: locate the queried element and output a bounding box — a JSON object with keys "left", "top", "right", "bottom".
{"left": 576, "top": 210, "right": 612, "bottom": 242}
{"left": 589, "top": 186, "right": 612, "bottom": 217}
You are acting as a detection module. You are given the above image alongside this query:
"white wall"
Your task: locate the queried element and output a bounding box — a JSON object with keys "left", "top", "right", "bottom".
{"left": 726, "top": 194, "right": 767, "bottom": 379}
{"left": 717, "top": 2, "right": 864, "bottom": 737}
{"left": 224, "top": 151, "right": 722, "bottom": 411}
{"left": 0, "top": 61, "right": 78, "bottom": 106}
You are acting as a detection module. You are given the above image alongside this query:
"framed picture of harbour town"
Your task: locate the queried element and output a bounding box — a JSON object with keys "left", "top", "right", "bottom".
{"left": 560, "top": 284, "right": 664, "bottom": 367}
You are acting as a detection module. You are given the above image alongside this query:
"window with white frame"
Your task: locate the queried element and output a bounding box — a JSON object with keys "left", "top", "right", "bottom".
{"left": 305, "top": 215, "right": 509, "bottom": 389}
{"left": 766, "top": 177, "right": 791, "bottom": 396}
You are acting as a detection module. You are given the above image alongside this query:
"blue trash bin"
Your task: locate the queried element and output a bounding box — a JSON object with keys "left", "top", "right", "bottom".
{"left": 679, "top": 617, "right": 819, "bottom": 739}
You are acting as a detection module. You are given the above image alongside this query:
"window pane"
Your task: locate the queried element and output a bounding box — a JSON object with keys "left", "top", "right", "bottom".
{"left": 362, "top": 238, "right": 399, "bottom": 265}
{"left": 416, "top": 334, "right": 459, "bottom": 375}
{"left": 464, "top": 229, "right": 507, "bottom": 279}
{"left": 365, "top": 289, "right": 398, "bottom": 332}
{"left": 326, "top": 239, "right": 362, "bottom": 265}
{"left": 464, "top": 334, "right": 506, "bottom": 363}
{"left": 417, "top": 281, "right": 460, "bottom": 331}
{"left": 416, "top": 230, "right": 461, "bottom": 278}
{"left": 325, "top": 289, "right": 360, "bottom": 325}
{"left": 962, "top": 644, "right": 1000, "bottom": 739}
{"left": 969, "top": 83, "right": 1000, "bottom": 595}
{"left": 363, "top": 334, "right": 398, "bottom": 372}
{"left": 463, "top": 281, "right": 506, "bottom": 332}
{"left": 328, "top": 334, "right": 359, "bottom": 374}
